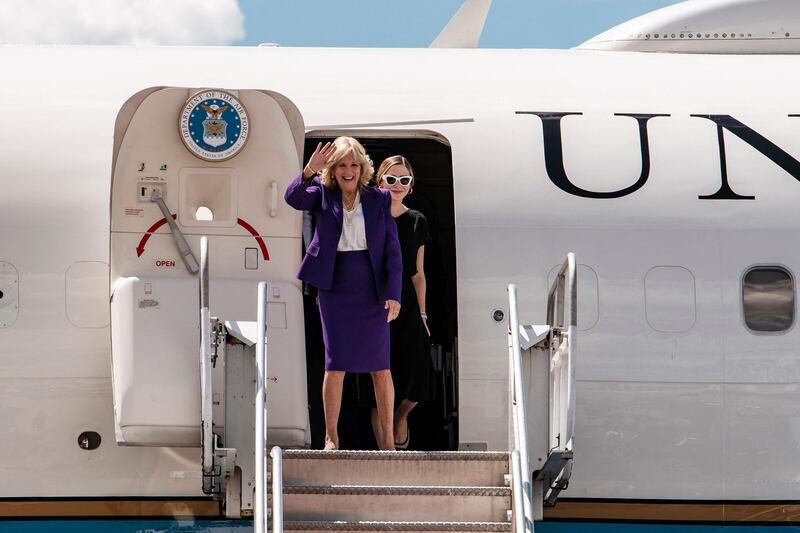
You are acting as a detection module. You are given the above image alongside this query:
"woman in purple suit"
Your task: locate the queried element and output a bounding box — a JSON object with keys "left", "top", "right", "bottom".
{"left": 284, "top": 137, "right": 402, "bottom": 451}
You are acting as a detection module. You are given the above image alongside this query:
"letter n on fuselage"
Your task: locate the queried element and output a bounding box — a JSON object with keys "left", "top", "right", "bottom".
{"left": 691, "top": 114, "right": 800, "bottom": 200}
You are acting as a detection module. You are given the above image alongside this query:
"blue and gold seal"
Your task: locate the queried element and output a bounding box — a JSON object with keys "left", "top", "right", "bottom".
{"left": 179, "top": 89, "right": 250, "bottom": 161}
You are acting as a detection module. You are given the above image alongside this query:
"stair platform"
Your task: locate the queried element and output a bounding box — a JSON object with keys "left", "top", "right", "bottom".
{"left": 284, "top": 520, "right": 513, "bottom": 532}
{"left": 281, "top": 450, "right": 509, "bottom": 488}
{"left": 277, "top": 449, "right": 512, "bottom": 527}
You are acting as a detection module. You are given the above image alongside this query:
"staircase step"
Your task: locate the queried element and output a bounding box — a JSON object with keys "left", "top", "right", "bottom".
{"left": 284, "top": 520, "right": 512, "bottom": 532}
{"left": 280, "top": 485, "right": 511, "bottom": 522}
{"left": 281, "top": 450, "right": 509, "bottom": 487}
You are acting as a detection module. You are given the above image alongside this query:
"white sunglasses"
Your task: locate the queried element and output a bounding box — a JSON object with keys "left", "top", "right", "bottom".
{"left": 383, "top": 175, "right": 412, "bottom": 186}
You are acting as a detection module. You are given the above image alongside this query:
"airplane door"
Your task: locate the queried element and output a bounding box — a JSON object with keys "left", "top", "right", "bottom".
{"left": 109, "top": 87, "right": 306, "bottom": 447}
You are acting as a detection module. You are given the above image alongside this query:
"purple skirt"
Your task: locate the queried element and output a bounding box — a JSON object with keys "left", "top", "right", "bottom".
{"left": 317, "top": 250, "right": 390, "bottom": 372}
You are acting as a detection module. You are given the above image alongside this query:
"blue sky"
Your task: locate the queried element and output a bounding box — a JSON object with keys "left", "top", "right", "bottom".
{"left": 236, "top": 0, "right": 684, "bottom": 48}
{"left": 4, "top": 0, "right": 687, "bottom": 47}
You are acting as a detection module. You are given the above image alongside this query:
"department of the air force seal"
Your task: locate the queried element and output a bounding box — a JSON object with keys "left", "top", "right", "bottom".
{"left": 179, "top": 90, "right": 250, "bottom": 161}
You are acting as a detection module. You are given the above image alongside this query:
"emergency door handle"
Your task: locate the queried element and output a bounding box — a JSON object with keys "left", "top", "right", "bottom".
{"left": 151, "top": 193, "right": 200, "bottom": 274}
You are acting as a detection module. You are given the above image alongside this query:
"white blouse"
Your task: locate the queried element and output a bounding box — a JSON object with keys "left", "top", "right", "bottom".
{"left": 337, "top": 194, "right": 367, "bottom": 251}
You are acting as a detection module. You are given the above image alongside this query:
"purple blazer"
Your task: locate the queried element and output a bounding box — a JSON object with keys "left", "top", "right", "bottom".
{"left": 284, "top": 173, "right": 402, "bottom": 302}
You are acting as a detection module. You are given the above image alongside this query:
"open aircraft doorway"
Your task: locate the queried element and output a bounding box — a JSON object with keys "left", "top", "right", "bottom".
{"left": 303, "top": 131, "right": 459, "bottom": 451}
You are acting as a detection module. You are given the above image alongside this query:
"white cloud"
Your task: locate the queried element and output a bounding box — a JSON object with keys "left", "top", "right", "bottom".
{"left": 0, "top": 0, "right": 245, "bottom": 45}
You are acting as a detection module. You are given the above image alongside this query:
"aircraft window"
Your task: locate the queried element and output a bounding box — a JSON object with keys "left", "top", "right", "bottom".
{"left": 195, "top": 206, "right": 214, "bottom": 221}
{"left": 645, "top": 266, "right": 696, "bottom": 333}
{"left": 548, "top": 264, "right": 598, "bottom": 331}
{"left": 742, "top": 267, "right": 794, "bottom": 333}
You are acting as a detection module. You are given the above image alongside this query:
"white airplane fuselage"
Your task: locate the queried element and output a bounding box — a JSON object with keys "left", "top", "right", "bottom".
{"left": 2, "top": 44, "right": 800, "bottom": 508}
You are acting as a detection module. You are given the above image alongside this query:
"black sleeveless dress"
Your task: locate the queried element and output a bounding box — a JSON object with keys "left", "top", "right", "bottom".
{"left": 359, "top": 208, "right": 435, "bottom": 405}
{"left": 390, "top": 209, "right": 435, "bottom": 403}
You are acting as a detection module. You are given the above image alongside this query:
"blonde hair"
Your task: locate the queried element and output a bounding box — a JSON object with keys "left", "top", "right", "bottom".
{"left": 376, "top": 155, "right": 415, "bottom": 187}
{"left": 319, "top": 137, "right": 374, "bottom": 189}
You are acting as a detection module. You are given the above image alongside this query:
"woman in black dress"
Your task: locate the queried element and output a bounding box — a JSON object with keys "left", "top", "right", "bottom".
{"left": 373, "top": 155, "right": 435, "bottom": 449}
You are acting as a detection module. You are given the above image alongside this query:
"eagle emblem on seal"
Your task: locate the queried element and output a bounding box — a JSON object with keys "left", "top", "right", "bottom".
{"left": 200, "top": 104, "right": 230, "bottom": 147}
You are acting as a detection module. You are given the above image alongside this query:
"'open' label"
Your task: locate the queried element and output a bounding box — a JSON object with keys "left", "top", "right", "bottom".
{"left": 154, "top": 259, "right": 178, "bottom": 269}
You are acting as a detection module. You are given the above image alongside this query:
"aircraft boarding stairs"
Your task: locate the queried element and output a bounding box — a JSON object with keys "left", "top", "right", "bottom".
{"left": 275, "top": 449, "right": 513, "bottom": 531}
{"left": 259, "top": 254, "right": 579, "bottom": 533}
{"left": 111, "top": 223, "right": 576, "bottom": 529}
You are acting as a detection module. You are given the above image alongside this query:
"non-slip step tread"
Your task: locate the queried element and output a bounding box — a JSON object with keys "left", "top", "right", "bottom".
{"left": 283, "top": 485, "right": 512, "bottom": 496}
{"left": 284, "top": 521, "right": 512, "bottom": 531}
{"left": 282, "top": 450, "right": 509, "bottom": 462}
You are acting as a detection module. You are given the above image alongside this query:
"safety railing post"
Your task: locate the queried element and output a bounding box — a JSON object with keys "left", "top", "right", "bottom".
{"left": 545, "top": 253, "right": 577, "bottom": 454}
{"left": 199, "top": 236, "right": 214, "bottom": 494}
{"left": 565, "top": 253, "right": 577, "bottom": 450}
{"left": 271, "top": 446, "right": 284, "bottom": 533}
{"left": 254, "top": 282, "right": 268, "bottom": 533}
{"left": 511, "top": 450, "right": 526, "bottom": 533}
{"left": 508, "top": 253, "right": 577, "bottom": 524}
{"left": 507, "top": 284, "right": 534, "bottom": 532}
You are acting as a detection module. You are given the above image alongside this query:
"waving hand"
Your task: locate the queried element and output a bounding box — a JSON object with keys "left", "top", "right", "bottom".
{"left": 304, "top": 142, "right": 336, "bottom": 177}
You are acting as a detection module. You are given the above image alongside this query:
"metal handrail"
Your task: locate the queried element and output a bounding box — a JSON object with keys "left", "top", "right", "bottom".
{"left": 508, "top": 253, "right": 577, "bottom": 525}
{"left": 507, "top": 284, "right": 534, "bottom": 532}
{"left": 511, "top": 450, "right": 525, "bottom": 533}
{"left": 271, "top": 446, "right": 284, "bottom": 533}
{"left": 546, "top": 253, "right": 577, "bottom": 329}
{"left": 200, "top": 236, "right": 214, "bottom": 494}
{"left": 255, "top": 282, "right": 269, "bottom": 533}
{"left": 545, "top": 253, "right": 577, "bottom": 452}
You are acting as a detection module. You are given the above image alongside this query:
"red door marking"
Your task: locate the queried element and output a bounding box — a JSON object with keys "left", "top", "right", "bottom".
{"left": 237, "top": 218, "right": 270, "bottom": 260}
{"left": 135, "top": 215, "right": 270, "bottom": 261}
{"left": 136, "top": 214, "right": 176, "bottom": 257}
